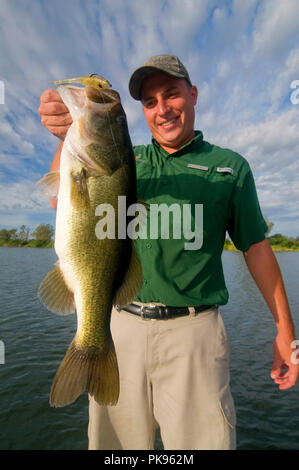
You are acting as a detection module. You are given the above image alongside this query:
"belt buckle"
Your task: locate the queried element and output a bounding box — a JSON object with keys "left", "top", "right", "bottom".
{"left": 158, "top": 306, "right": 164, "bottom": 319}
{"left": 188, "top": 306, "right": 196, "bottom": 317}
{"left": 140, "top": 305, "right": 146, "bottom": 320}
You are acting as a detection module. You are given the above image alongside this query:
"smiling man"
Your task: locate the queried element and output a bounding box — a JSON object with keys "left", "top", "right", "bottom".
{"left": 140, "top": 71, "right": 198, "bottom": 153}
{"left": 39, "top": 54, "right": 298, "bottom": 450}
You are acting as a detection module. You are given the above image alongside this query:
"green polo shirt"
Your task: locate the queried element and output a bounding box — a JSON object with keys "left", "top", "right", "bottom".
{"left": 133, "top": 130, "right": 267, "bottom": 306}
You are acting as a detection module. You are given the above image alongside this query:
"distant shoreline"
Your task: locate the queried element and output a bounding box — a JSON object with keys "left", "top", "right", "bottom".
{"left": 0, "top": 241, "right": 54, "bottom": 248}
{"left": 1, "top": 241, "right": 299, "bottom": 252}
{"left": 224, "top": 244, "right": 299, "bottom": 253}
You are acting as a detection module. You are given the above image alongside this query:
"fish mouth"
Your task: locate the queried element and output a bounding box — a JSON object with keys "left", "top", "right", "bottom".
{"left": 57, "top": 85, "right": 86, "bottom": 120}
{"left": 58, "top": 84, "right": 121, "bottom": 175}
{"left": 58, "top": 84, "right": 120, "bottom": 115}
{"left": 85, "top": 86, "right": 120, "bottom": 105}
{"left": 60, "top": 83, "right": 119, "bottom": 102}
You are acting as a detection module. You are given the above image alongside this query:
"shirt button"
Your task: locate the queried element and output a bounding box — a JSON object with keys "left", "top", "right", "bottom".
{"left": 146, "top": 242, "right": 152, "bottom": 249}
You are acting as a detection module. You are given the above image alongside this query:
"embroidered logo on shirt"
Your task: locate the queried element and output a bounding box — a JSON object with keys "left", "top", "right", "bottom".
{"left": 135, "top": 154, "right": 148, "bottom": 164}
{"left": 216, "top": 167, "right": 234, "bottom": 175}
{"left": 187, "top": 163, "right": 209, "bottom": 171}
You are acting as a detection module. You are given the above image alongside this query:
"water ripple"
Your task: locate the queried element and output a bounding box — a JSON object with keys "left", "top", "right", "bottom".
{"left": 0, "top": 248, "right": 298, "bottom": 449}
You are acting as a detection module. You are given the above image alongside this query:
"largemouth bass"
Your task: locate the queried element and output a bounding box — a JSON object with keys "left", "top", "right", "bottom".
{"left": 38, "top": 75, "right": 142, "bottom": 408}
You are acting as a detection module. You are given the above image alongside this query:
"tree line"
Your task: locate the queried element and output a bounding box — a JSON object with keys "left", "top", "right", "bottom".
{"left": 0, "top": 224, "right": 54, "bottom": 247}
{"left": 1, "top": 223, "right": 299, "bottom": 251}
{"left": 224, "top": 233, "right": 299, "bottom": 252}
{"left": 224, "top": 218, "right": 299, "bottom": 251}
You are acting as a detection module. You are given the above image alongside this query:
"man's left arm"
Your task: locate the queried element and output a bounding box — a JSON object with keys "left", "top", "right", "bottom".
{"left": 243, "top": 239, "right": 299, "bottom": 390}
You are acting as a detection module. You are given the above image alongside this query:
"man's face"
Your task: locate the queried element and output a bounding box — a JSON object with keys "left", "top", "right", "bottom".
{"left": 141, "top": 72, "right": 198, "bottom": 153}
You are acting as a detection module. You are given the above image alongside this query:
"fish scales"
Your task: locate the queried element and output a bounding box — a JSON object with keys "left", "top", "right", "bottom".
{"left": 38, "top": 76, "right": 142, "bottom": 407}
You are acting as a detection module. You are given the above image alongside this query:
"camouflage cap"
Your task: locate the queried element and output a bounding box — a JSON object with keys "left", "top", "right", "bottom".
{"left": 129, "top": 54, "right": 192, "bottom": 100}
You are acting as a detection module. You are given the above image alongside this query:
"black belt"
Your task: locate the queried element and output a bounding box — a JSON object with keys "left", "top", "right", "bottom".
{"left": 119, "top": 303, "right": 217, "bottom": 320}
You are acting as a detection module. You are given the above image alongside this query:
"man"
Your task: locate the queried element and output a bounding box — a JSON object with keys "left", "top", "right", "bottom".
{"left": 39, "top": 55, "right": 298, "bottom": 450}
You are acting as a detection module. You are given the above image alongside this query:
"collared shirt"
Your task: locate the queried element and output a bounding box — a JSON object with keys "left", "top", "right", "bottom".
{"left": 133, "top": 130, "right": 267, "bottom": 306}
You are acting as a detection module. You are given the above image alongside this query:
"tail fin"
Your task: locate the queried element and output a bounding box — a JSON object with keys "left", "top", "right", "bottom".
{"left": 50, "top": 338, "right": 119, "bottom": 407}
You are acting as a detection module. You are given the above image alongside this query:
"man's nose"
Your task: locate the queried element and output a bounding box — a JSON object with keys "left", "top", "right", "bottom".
{"left": 157, "top": 98, "right": 171, "bottom": 115}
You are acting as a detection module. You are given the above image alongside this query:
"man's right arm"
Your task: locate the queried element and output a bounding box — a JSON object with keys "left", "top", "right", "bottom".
{"left": 38, "top": 89, "right": 73, "bottom": 209}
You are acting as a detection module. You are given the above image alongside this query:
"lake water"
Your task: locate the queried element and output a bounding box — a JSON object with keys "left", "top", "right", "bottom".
{"left": 0, "top": 247, "right": 298, "bottom": 450}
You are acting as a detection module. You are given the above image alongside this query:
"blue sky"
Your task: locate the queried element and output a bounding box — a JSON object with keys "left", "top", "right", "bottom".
{"left": 0, "top": 0, "right": 298, "bottom": 236}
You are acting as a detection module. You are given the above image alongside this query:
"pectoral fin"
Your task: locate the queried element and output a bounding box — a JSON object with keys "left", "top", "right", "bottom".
{"left": 70, "top": 168, "right": 90, "bottom": 209}
{"left": 37, "top": 171, "right": 60, "bottom": 198}
{"left": 38, "top": 262, "right": 75, "bottom": 315}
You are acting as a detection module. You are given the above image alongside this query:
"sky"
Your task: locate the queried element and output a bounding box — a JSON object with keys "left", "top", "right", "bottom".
{"left": 0, "top": 0, "right": 298, "bottom": 236}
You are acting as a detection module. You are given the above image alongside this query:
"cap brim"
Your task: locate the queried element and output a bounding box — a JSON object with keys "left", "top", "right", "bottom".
{"left": 129, "top": 66, "right": 191, "bottom": 100}
{"left": 129, "top": 66, "right": 165, "bottom": 100}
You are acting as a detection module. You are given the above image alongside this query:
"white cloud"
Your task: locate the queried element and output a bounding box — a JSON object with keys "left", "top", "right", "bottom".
{"left": 253, "top": 0, "right": 299, "bottom": 57}
{"left": 223, "top": 108, "right": 299, "bottom": 168}
{"left": 0, "top": 117, "right": 34, "bottom": 155}
{"left": 0, "top": 179, "right": 50, "bottom": 213}
{"left": 0, "top": 0, "right": 298, "bottom": 236}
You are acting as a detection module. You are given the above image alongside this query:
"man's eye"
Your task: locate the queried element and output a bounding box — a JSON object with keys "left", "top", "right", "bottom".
{"left": 144, "top": 101, "right": 155, "bottom": 108}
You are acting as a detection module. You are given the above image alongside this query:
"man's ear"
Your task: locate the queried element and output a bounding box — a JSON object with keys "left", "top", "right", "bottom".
{"left": 191, "top": 85, "right": 198, "bottom": 106}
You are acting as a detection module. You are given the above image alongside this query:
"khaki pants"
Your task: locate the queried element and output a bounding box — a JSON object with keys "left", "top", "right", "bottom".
{"left": 88, "top": 306, "right": 236, "bottom": 450}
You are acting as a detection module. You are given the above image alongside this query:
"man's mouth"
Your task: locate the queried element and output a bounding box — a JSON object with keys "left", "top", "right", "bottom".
{"left": 160, "top": 117, "right": 179, "bottom": 128}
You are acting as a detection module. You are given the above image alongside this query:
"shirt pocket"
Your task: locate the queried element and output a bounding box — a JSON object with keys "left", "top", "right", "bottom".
{"left": 185, "top": 164, "right": 235, "bottom": 203}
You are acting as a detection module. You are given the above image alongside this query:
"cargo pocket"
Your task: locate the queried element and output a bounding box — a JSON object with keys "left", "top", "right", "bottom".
{"left": 218, "top": 388, "right": 237, "bottom": 429}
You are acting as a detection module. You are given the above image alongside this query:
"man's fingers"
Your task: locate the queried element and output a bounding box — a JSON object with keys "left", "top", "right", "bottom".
{"left": 271, "top": 363, "right": 298, "bottom": 389}
{"left": 41, "top": 113, "right": 72, "bottom": 127}
{"left": 39, "top": 89, "right": 70, "bottom": 116}
{"left": 47, "top": 125, "right": 70, "bottom": 134}
{"left": 278, "top": 375, "right": 297, "bottom": 389}
{"left": 40, "top": 89, "right": 62, "bottom": 103}
{"left": 38, "top": 101, "right": 69, "bottom": 116}
{"left": 39, "top": 89, "right": 71, "bottom": 140}
{"left": 47, "top": 126, "right": 70, "bottom": 140}
{"left": 273, "top": 371, "right": 290, "bottom": 382}
{"left": 40, "top": 111, "right": 72, "bottom": 140}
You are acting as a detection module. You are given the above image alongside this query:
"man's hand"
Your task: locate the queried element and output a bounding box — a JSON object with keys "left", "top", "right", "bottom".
{"left": 38, "top": 89, "right": 72, "bottom": 140}
{"left": 244, "top": 239, "right": 298, "bottom": 390}
{"left": 271, "top": 333, "right": 299, "bottom": 390}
